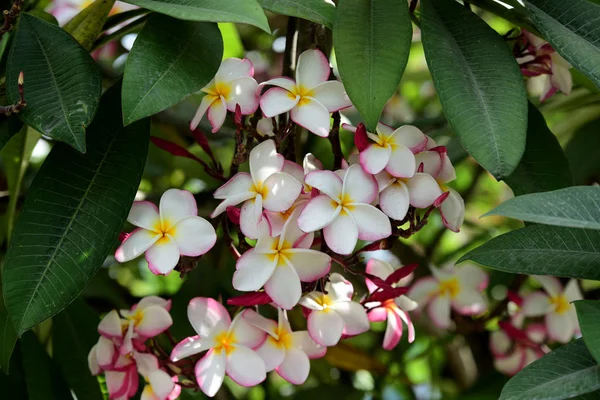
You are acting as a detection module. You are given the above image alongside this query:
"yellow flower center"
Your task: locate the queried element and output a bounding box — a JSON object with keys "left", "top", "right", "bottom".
{"left": 331, "top": 193, "right": 355, "bottom": 215}
{"left": 314, "top": 294, "right": 334, "bottom": 310}
{"left": 213, "top": 331, "right": 236, "bottom": 355}
{"left": 204, "top": 82, "right": 231, "bottom": 99}
{"left": 375, "top": 133, "right": 396, "bottom": 149}
{"left": 288, "top": 85, "right": 315, "bottom": 106}
{"left": 270, "top": 326, "right": 293, "bottom": 350}
{"left": 153, "top": 219, "right": 177, "bottom": 244}
{"left": 550, "top": 295, "right": 570, "bottom": 314}
{"left": 252, "top": 181, "right": 269, "bottom": 199}
{"left": 438, "top": 278, "right": 460, "bottom": 298}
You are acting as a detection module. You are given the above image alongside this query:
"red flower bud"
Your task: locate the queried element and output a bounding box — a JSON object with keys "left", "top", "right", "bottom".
{"left": 150, "top": 137, "right": 203, "bottom": 163}
{"left": 354, "top": 123, "right": 370, "bottom": 152}
{"left": 191, "top": 128, "right": 215, "bottom": 158}
{"left": 227, "top": 292, "right": 272, "bottom": 306}
{"left": 226, "top": 206, "right": 241, "bottom": 225}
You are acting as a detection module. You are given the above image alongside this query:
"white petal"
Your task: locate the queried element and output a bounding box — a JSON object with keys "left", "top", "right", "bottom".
{"left": 407, "top": 277, "right": 438, "bottom": 306}
{"left": 280, "top": 207, "right": 312, "bottom": 248}
{"left": 406, "top": 173, "right": 443, "bottom": 208}
{"left": 229, "top": 311, "right": 267, "bottom": 349}
{"left": 226, "top": 346, "right": 266, "bottom": 387}
{"left": 195, "top": 349, "right": 226, "bottom": 397}
{"left": 242, "top": 309, "right": 278, "bottom": 337}
{"left": 285, "top": 249, "right": 331, "bottom": 282}
{"left": 307, "top": 309, "right": 344, "bottom": 346}
{"left": 262, "top": 172, "right": 303, "bottom": 212}
{"left": 207, "top": 97, "right": 227, "bottom": 133}
{"left": 298, "top": 194, "right": 340, "bottom": 232}
{"left": 146, "top": 369, "right": 175, "bottom": 400}
{"left": 127, "top": 201, "right": 160, "bottom": 230}
{"left": 257, "top": 117, "right": 275, "bottom": 137}
{"left": 135, "top": 305, "right": 173, "bottom": 338}
{"left": 255, "top": 338, "right": 285, "bottom": 371}
{"left": 452, "top": 289, "right": 487, "bottom": 316}
{"left": 490, "top": 330, "right": 511, "bottom": 356}
{"left": 327, "top": 273, "right": 354, "bottom": 301}
{"left": 359, "top": 144, "right": 391, "bottom": 175}
{"left": 379, "top": 181, "right": 410, "bottom": 221}
{"left": 291, "top": 331, "right": 326, "bottom": 359}
{"left": 88, "top": 343, "right": 101, "bottom": 375}
{"left": 438, "top": 154, "right": 456, "bottom": 183}
{"left": 546, "top": 312, "right": 575, "bottom": 343}
{"left": 282, "top": 160, "right": 305, "bottom": 184}
{"left": 382, "top": 309, "right": 403, "bottom": 350}
{"left": 494, "top": 349, "right": 525, "bottom": 376}
{"left": 225, "top": 77, "right": 259, "bottom": 114}
{"left": 296, "top": 49, "right": 330, "bottom": 88}
{"left": 440, "top": 188, "right": 465, "bottom": 232}
{"left": 365, "top": 259, "right": 394, "bottom": 292}
{"left": 259, "top": 77, "right": 297, "bottom": 92}
{"left": 428, "top": 295, "right": 451, "bottom": 329}
{"left": 187, "top": 297, "right": 231, "bottom": 338}
{"left": 265, "top": 262, "right": 302, "bottom": 309}
{"left": 522, "top": 292, "right": 553, "bottom": 317}
{"left": 115, "top": 229, "right": 159, "bottom": 263}
{"left": 391, "top": 125, "right": 428, "bottom": 152}
{"left": 96, "top": 336, "right": 117, "bottom": 369}
{"left": 564, "top": 279, "right": 583, "bottom": 302}
{"left": 342, "top": 164, "right": 378, "bottom": 204}
{"left": 290, "top": 98, "right": 331, "bottom": 137}
{"left": 323, "top": 213, "right": 358, "bottom": 255}
{"left": 385, "top": 145, "right": 416, "bottom": 178}
{"left": 171, "top": 335, "right": 210, "bottom": 362}
{"left": 159, "top": 189, "right": 198, "bottom": 227}
{"left": 190, "top": 95, "right": 215, "bottom": 130}
{"left": 172, "top": 216, "right": 216, "bottom": 257}
{"left": 146, "top": 237, "right": 180, "bottom": 275}
{"left": 331, "top": 301, "right": 370, "bottom": 336}
{"left": 240, "top": 196, "right": 264, "bottom": 239}
{"left": 414, "top": 151, "right": 443, "bottom": 177}
{"left": 277, "top": 347, "right": 310, "bottom": 384}
{"left": 211, "top": 191, "right": 256, "bottom": 218}
{"left": 310, "top": 81, "right": 352, "bottom": 112}
{"left": 215, "top": 58, "right": 254, "bottom": 81}
{"left": 137, "top": 296, "right": 171, "bottom": 311}
{"left": 304, "top": 170, "right": 343, "bottom": 199}
{"left": 348, "top": 204, "right": 391, "bottom": 241}
{"left": 260, "top": 87, "right": 298, "bottom": 118}
{"left": 249, "top": 139, "right": 284, "bottom": 185}
{"left": 455, "top": 263, "right": 489, "bottom": 290}
{"left": 213, "top": 173, "right": 253, "bottom": 199}
{"left": 534, "top": 276, "right": 563, "bottom": 297}
{"left": 233, "top": 249, "right": 276, "bottom": 291}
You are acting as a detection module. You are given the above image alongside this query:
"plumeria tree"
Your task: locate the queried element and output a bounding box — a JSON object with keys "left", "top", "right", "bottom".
{"left": 0, "top": 0, "right": 600, "bottom": 399}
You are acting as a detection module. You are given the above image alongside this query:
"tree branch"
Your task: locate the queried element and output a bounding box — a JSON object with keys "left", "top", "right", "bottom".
{"left": 0, "top": 71, "right": 26, "bottom": 115}
{"left": 0, "top": 0, "right": 23, "bottom": 41}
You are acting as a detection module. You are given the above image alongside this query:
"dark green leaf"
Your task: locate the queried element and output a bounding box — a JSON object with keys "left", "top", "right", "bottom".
{"left": 2, "top": 83, "right": 150, "bottom": 335}
{"left": 504, "top": 102, "right": 572, "bottom": 195}
{"left": 459, "top": 225, "right": 600, "bottom": 280}
{"left": 334, "top": 0, "right": 412, "bottom": 131}
{"left": 486, "top": 187, "right": 600, "bottom": 229}
{"left": 6, "top": 13, "right": 101, "bottom": 152}
{"left": 123, "top": 15, "right": 223, "bottom": 125}
{"left": 575, "top": 300, "right": 600, "bottom": 364}
{"left": 119, "top": 0, "right": 270, "bottom": 32}
{"left": 0, "top": 116, "right": 23, "bottom": 152}
{"left": 0, "top": 342, "right": 27, "bottom": 399}
{"left": 257, "top": 0, "right": 335, "bottom": 28}
{"left": 500, "top": 339, "right": 600, "bottom": 400}
{"left": 525, "top": 0, "right": 600, "bottom": 89}
{"left": 421, "top": 0, "right": 527, "bottom": 179}
{"left": 20, "top": 331, "right": 72, "bottom": 400}
{"left": 566, "top": 119, "right": 600, "bottom": 185}
{"left": 53, "top": 299, "right": 102, "bottom": 400}
{"left": 0, "top": 274, "right": 17, "bottom": 372}
{"left": 64, "top": 0, "right": 116, "bottom": 50}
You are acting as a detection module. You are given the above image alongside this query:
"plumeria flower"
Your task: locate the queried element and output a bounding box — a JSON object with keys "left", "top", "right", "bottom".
{"left": 256, "top": 117, "right": 275, "bottom": 137}
{"left": 408, "top": 264, "right": 488, "bottom": 329}
{"left": 105, "top": 361, "right": 139, "bottom": 400}
{"left": 210, "top": 139, "right": 302, "bottom": 239}
{"left": 88, "top": 335, "right": 120, "bottom": 374}
{"left": 299, "top": 273, "right": 370, "bottom": 346}
{"left": 244, "top": 308, "right": 326, "bottom": 384}
{"left": 134, "top": 352, "right": 179, "bottom": 400}
{"left": 298, "top": 164, "right": 391, "bottom": 255}
{"left": 521, "top": 276, "right": 582, "bottom": 343}
{"left": 233, "top": 209, "right": 331, "bottom": 309}
{"left": 170, "top": 298, "right": 267, "bottom": 397}
{"left": 344, "top": 122, "right": 427, "bottom": 177}
{"left": 364, "top": 259, "right": 418, "bottom": 350}
{"left": 259, "top": 49, "right": 352, "bottom": 137}
{"left": 191, "top": 58, "right": 259, "bottom": 132}
{"left": 490, "top": 322, "right": 547, "bottom": 376}
{"left": 115, "top": 189, "right": 217, "bottom": 275}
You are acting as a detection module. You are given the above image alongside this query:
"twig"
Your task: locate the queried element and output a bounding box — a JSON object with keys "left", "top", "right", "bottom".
{"left": 329, "top": 112, "right": 343, "bottom": 169}
{"left": 409, "top": 0, "right": 418, "bottom": 13}
{"left": 0, "top": 0, "right": 23, "bottom": 41}
{"left": 0, "top": 71, "right": 26, "bottom": 115}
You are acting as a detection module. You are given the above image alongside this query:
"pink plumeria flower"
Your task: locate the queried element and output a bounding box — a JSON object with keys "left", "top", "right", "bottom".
{"left": 490, "top": 322, "right": 547, "bottom": 376}
{"left": 119, "top": 296, "right": 173, "bottom": 355}
{"left": 364, "top": 259, "right": 418, "bottom": 350}
{"left": 88, "top": 335, "right": 120, "bottom": 374}
{"left": 298, "top": 164, "right": 391, "bottom": 255}
{"left": 244, "top": 308, "right": 326, "bottom": 384}
{"left": 259, "top": 49, "right": 352, "bottom": 137}
{"left": 343, "top": 122, "right": 427, "bottom": 177}
{"left": 115, "top": 189, "right": 217, "bottom": 275}
{"left": 105, "top": 357, "right": 139, "bottom": 400}
{"left": 170, "top": 298, "right": 267, "bottom": 397}
{"left": 521, "top": 276, "right": 582, "bottom": 343}
{"left": 299, "top": 273, "right": 370, "bottom": 346}
{"left": 211, "top": 139, "right": 302, "bottom": 239}
{"left": 134, "top": 352, "right": 178, "bottom": 400}
{"left": 233, "top": 209, "right": 331, "bottom": 309}
{"left": 408, "top": 264, "right": 488, "bottom": 329}
{"left": 191, "top": 58, "right": 259, "bottom": 132}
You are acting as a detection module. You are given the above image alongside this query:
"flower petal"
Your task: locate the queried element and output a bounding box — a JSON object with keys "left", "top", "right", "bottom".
{"left": 343, "top": 164, "right": 378, "bottom": 204}
{"left": 296, "top": 49, "right": 330, "bottom": 88}
{"left": 137, "top": 296, "right": 171, "bottom": 311}
{"left": 242, "top": 309, "right": 278, "bottom": 337}
{"left": 240, "top": 196, "right": 264, "bottom": 239}
{"left": 160, "top": 189, "right": 198, "bottom": 227}
{"left": 88, "top": 343, "right": 101, "bottom": 375}
{"left": 127, "top": 201, "right": 160, "bottom": 230}
{"left": 215, "top": 58, "right": 254, "bottom": 81}
{"left": 440, "top": 188, "right": 465, "bottom": 232}
{"left": 195, "top": 349, "right": 226, "bottom": 397}
{"left": 98, "top": 309, "right": 124, "bottom": 340}
{"left": 407, "top": 276, "right": 438, "bottom": 306}
{"left": 146, "top": 237, "right": 180, "bottom": 275}
{"left": 428, "top": 295, "right": 451, "bottom": 329}
{"left": 385, "top": 145, "right": 416, "bottom": 178}
{"left": 455, "top": 263, "right": 489, "bottom": 290}
{"left": 452, "top": 289, "right": 487, "bottom": 316}
{"left": 250, "top": 139, "right": 284, "bottom": 185}
{"left": 136, "top": 305, "right": 173, "bottom": 338}
{"left": 494, "top": 349, "right": 526, "bottom": 376}
{"left": 259, "top": 77, "right": 296, "bottom": 93}
{"left": 285, "top": 249, "right": 331, "bottom": 282}
{"left": 365, "top": 259, "right": 394, "bottom": 292}
{"left": 115, "top": 228, "right": 160, "bottom": 263}
{"left": 414, "top": 151, "right": 443, "bottom": 177}
{"left": 304, "top": 170, "right": 343, "bottom": 199}
{"left": 207, "top": 96, "right": 227, "bottom": 133}
{"left": 396, "top": 308, "right": 415, "bottom": 343}
{"left": 564, "top": 279, "right": 583, "bottom": 302}
{"left": 187, "top": 297, "right": 231, "bottom": 338}
{"left": 291, "top": 331, "right": 326, "bottom": 359}
{"left": 382, "top": 309, "right": 403, "bottom": 350}
{"left": 229, "top": 310, "right": 267, "bottom": 349}
{"left": 406, "top": 173, "right": 443, "bottom": 208}
{"left": 171, "top": 335, "right": 210, "bottom": 362}
{"left": 368, "top": 307, "right": 388, "bottom": 322}
{"left": 225, "top": 77, "right": 259, "bottom": 114}
{"left": 262, "top": 172, "right": 303, "bottom": 212}
{"left": 280, "top": 207, "right": 312, "bottom": 248}
{"left": 283, "top": 160, "right": 305, "bottom": 184}
{"left": 190, "top": 94, "right": 215, "bottom": 130}
{"left": 172, "top": 216, "right": 217, "bottom": 257}
{"left": 298, "top": 194, "right": 340, "bottom": 232}
{"left": 533, "top": 275, "right": 563, "bottom": 297}
{"left": 214, "top": 173, "right": 254, "bottom": 199}
{"left": 392, "top": 125, "right": 428, "bottom": 152}
{"left": 147, "top": 369, "right": 175, "bottom": 400}
{"left": 290, "top": 98, "right": 331, "bottom": 137}
{"left": 233, "top": 249, "right": 276, "bottom": 291}
{"left": 331, "top": 301, "right": 370, "bottom": 336}
{"left": 546, "top": 312, "right": 575, "bottom": 343}
{"left": 211, "top": 191, "right": 256, "bottom": 218}
{"left": 265, "top": 261, "right": 302, "bottom": 309}
{"left": 255, "top": 337, "right": 285, "bottom": 371}
{"left": 349, "top": 204, "right": 391, "bottom": 241}
{"left": 260, "top": 87, "right": 298, "bottom": 118}
{"left": 521, "top": 292, "right": 553, "bottom": 317}
{"left": 226, "top": 346, "right": 266, "bottom": 387}
{"left": 379, "top": 181, "right": 410, "bottom": 221}
{"left": 96, "top": 336, "right": 117, "bottom": 370}
{"left": 323, "top": 212, "right": 358, "bottom": 255}
{"left": 360, "top": 144, "right": 391, "bottom": 174}
{"left": 327, "top": 273, "right": 354, "bottom": 301}
{"left": 307, "top": 309, "right": 344, "bottom": 346}
{"left": 277, "top": 347, "right": 310, "bottom": 384}
{"left": 310, "top": 81, "right": 352, "bottom": 112}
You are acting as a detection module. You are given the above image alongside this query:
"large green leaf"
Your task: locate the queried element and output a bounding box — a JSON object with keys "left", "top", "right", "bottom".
{"left": 64, "top": 0, "right": 116, "bottom": 50}
{"left": 486, "top": 187, "right": 600, "bottom": 229}
{"left": 575, "top": 301, "right": 600, "bottom": 365}
{"left": 0, "top": 275, "right": 17, "bottom": 372}
{"left": 54, "top": 299, "right": 102, "bottom": 400}
{"left": 20, "top": 331, "right": 72, "bottom": 399}
{"left": 504, "top": 102, "right": 572, "bottom": 196}
{"left": 525, "top": 0, "right": 600, "bottom": 89}
{"left": 566, "top": 119, "right": 600, "bottom": 185}
{"left": 120, "top": 0, "right": 270, "bottom": 32}
{"left": 333, "top": 0, "right": 412, "bottom": 131}
{"left": 2, "top": 83, "right": 149, "bottom": 335}
{"left": 500, "top": 339, "right": 600, "bottom": 400}
{"left": 0, "top": 116, "right": 23, "bottom": 152}
{"left": 459, "top": 225, "right": 600, "bottom": 280}
{"left": 421, "top": 0, "right": 527, "bottom": 179}
{"left": 123, "top": 15, "right": 223, "bottom": 125}
{"left": 257, "top": 0, "right": 335, "bottom": 28}
{"left": 6, "top": 13, "right": 101, "bottom": 153}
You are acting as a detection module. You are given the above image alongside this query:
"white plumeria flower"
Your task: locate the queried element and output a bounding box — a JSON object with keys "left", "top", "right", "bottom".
{"left": 298, "top": 164, "right": 391, "bottom": 255}
{"left": 521, "top": 276, "right": 582, "bottom": 343}
{"left": 88, "top": 335, "right": 120, "bottom": 374}
{"left": 134, "top": 352, "right": 178, "bottom": 400}
{"left": 490, "top": 323, "right": 546, "bottom": 376}
{"left": 364, "top": 259, "right": 418, "bottom": 350}
{"left": 244, "top": 308, "right": 326, "bottom": 384}
{"left": 408, "top": 264, "right": 488, "bottom": 329}
{"left": 115, "top": 189, "right": 217, "bottom": 275}
{"left": 233, "top": 209, "right": 331, "bottom": 309}
{"left": 191, "top": 58, "right": 259, "bottom": 133}
{"left": 539, "top": 53, "right": 572, "bottom": 102}
{"left": 299, "top": 273, "right": 370, "bottom": 346}
{"left": 259, "top": 49, "right": 352, "bottom": 137}
{"left": 210, "top": 139, "right": 302, "bottom": 239}
{"left": 343, "top": 123, "right": 427, "bottom": 177}
{"left": 170, "top": 298, "right": 267, "bottom": 397}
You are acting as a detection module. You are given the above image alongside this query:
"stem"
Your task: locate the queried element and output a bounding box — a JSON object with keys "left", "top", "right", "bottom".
{"left": 329, "top": 112, "right": 343, "bottom": 169}
{"left": 0, "top": 71, "right": 26, "bottom": 115}
{"left": 0, "top": 0, "right": 23, "bottom": 41}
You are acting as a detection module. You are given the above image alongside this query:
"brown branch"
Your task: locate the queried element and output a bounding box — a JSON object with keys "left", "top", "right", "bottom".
{"left": 0, "top": 71, "right": 26, "bottom": 115}
{"left": 329, "top": 111, "right": 343, "bottom": 169}
{"left": 0, "top": 0, "right": 23, "bottom": 41}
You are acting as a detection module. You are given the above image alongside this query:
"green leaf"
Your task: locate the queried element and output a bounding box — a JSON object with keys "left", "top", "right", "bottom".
{"left": 2, "top": 83, "right": 150, "bottom": 335}
{"left": 64, "top": 0, "right": 116, "bottom": 50}
{"left": 219, "top": 23, "right": 243, "bottom": 59}
{"left": 0, "top": 116, "right": 23, "bottom": 153}
{"left": 459, "top": 225, "right": 600, "bottom": 280}
{"left": 122, "top": 15, "right": 223, "bottom": 125}
{"left": 525, "top": 0, "right": 600, "bottom": 89}
{"left": 119, "top": 0, "right": 270, "bottom": 32}
{"left": 486, "top": 187, "right": 600, "bottom": 229}
{"left": 421, "top": 0, "right": 527, "bottom": 179}
{"left": 499, "top": 339, "right": 600, "bottom": 400}
{"left": 257, "top": 0, "right": 335, "bottom": 28}
{"left": 0, "top": 274, "right": 17, "bottom": 372}
{"left": 53, "top": 299, "right": 102, "bottom": 400}
{"left": 0, "top": 342, "right": 27, "bottom": 398}
{"left": 575, "top": 300, "right": 600, "bottom": 365}
{"left": 504, "top": 102, "right": 572, "bottom": 196}
{"left": 333, "top": 0, "right": 412, "bottom": 131}
{"left": 565, "top": 119, "right": 600, "bottom": 185}
{"left": 6, "top": 13, "right": 101, "bottom": 153}
{"left": 20, "top": 331, "right": 72, "bottom": 399}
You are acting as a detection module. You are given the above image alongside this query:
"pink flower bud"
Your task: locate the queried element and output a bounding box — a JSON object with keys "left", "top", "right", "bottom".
{"left": 226, "top": 206, "right": 241, "bottom": 225}
{"left": 150, "top": 137, "right": 202, "bottom": 163}
{"left": 226, "top": 291, "right": 272, "bottom": 306}
{"left": 354, "top": 123, "right": 369, "bottom": 152}
{"left": 434, "top": 191, "right": 450, "bottom": 208}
